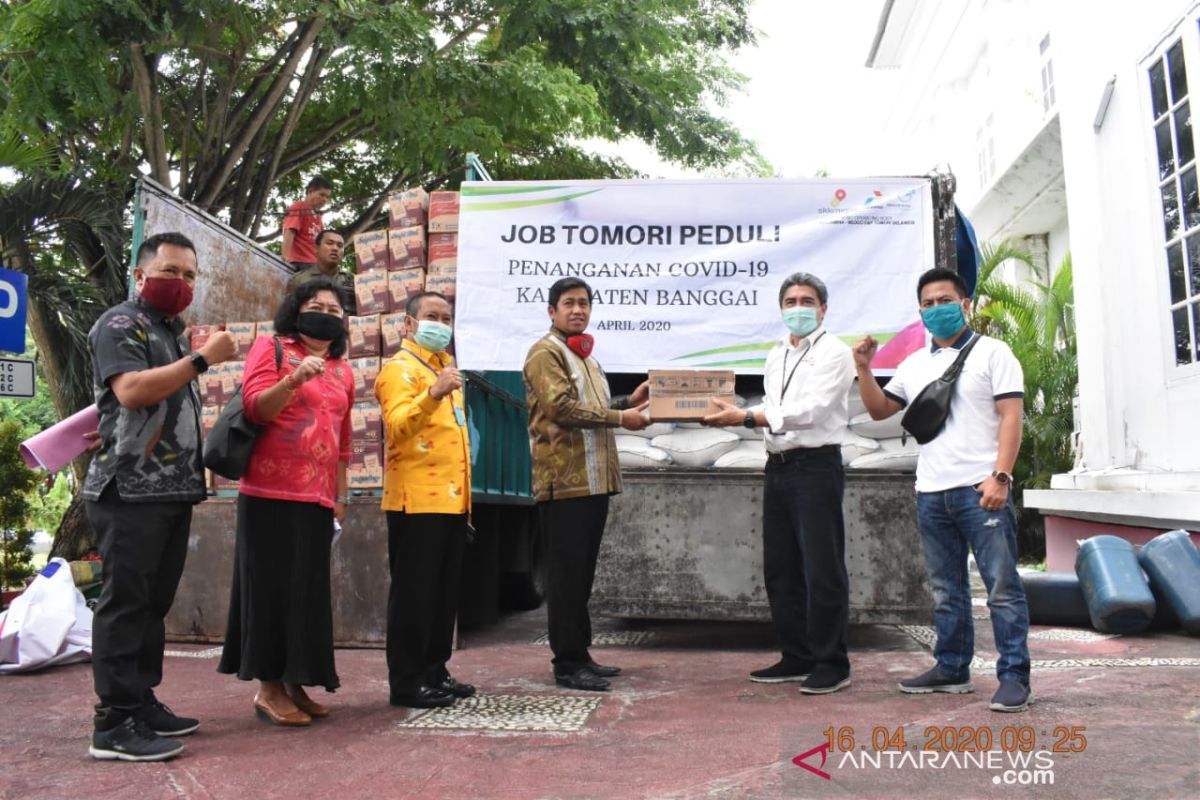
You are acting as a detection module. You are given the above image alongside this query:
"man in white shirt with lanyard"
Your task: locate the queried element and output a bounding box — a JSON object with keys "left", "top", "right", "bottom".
{"left": 705, "top": 272, "right": 855, "bottom": 695}
{"left": 853, "top": 267, "right": 1032, "bottom": 713}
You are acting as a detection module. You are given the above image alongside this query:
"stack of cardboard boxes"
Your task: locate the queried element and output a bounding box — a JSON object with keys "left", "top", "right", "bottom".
{"left": 192, "top": 323, "right": 250, "bottom": 491}
{"left": 324, "top": 184, "right": 461, "bottom": 491}
{"left": 351, "top": 186, "right": 460, "bottom": 315}
{"left": 341, "top": 313, "right": 385, "bottom": 489}
{"left": 425, "top": 191, "right": 459, "bottom": 301}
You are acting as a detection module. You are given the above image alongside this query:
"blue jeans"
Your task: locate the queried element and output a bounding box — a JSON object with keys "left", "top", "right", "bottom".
{"left": 915, "top": 485, "right": 1031, "bottom": 684}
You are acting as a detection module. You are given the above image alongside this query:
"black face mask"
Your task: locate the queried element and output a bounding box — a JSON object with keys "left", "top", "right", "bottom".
{"left": 296, "top": 311, "right": 345, "bottom": 342}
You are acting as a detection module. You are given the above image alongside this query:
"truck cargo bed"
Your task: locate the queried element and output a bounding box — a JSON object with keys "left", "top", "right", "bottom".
{"left": 594, "top": 468, "right": 932, "bottom": 624}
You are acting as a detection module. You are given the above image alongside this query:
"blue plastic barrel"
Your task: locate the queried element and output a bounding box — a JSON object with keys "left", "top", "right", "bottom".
{"left": 1023, "top": 572, "right": 1092, "bottom": 628}
{"left": 1137, "top": 530, "right": 1200, "bottom": 635}
{"left": 1075, "top": 535, "right": 1156, "bottom": 634}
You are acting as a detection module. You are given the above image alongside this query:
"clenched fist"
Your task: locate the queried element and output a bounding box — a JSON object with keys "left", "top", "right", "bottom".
{"left": 430, "top": 367, "right": 463, "bottom": 399}
{"left": 201, "top": 331, "right": 238, "bottom": 365}
{"left": 290, "top": 355, "right": 326, "bottom": 387}
{"left": 852, "top": 336, "right": 879, "bottom": 370}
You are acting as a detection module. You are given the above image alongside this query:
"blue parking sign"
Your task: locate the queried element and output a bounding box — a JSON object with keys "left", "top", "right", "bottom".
{"left": 0, "top": 266, "right": 28, "bottom": 354}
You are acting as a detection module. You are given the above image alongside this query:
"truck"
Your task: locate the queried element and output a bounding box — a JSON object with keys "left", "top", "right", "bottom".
{"left": 150, "top": 168, "right": 964, "bottom": 645}
{"left": 137, "top": 170, "right": 542, "bottom": 644}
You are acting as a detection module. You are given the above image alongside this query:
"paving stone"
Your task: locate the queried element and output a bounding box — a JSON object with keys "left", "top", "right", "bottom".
{"left": 399, "top": 693, "right": 602, "bottom": 733}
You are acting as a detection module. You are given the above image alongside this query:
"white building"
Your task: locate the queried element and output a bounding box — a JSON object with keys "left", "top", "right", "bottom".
{"left": 868, "top": 0, "right": 1200, "bottom": 565}
{"left": 867, "top": 0, "right": 1069, "bottom": 276}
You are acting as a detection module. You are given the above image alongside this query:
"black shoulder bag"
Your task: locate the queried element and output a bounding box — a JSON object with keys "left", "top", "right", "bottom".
{"left": 900, "top": 334, "right": 981, "bottom": 445}
{"left": 203, "top": 337, "right": 283, "bottom": 480}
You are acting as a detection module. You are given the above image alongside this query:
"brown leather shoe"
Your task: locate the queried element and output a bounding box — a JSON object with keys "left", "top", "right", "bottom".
{"left": 253, "top": 694, "right": 311, "bottom": 727}
{"left": 286, "top": 686, "right": 329, "bottom": 719}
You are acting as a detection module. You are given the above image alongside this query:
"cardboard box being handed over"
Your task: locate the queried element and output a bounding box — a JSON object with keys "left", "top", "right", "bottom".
{"left": 647, "top": 369, "right": 736, "bottom": 422}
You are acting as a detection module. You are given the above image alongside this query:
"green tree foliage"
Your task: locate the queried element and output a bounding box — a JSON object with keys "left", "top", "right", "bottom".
{"left": 0, "top": 177, "right": 124, "bottom": 434}
{"left": 0, "top": 420, "right": 40, "bottom": 588}
{"left": 31, "top": 473, "right": 72, "bottom": 535}
{"left": 1, "top": 0, "right": 763, "bottom": 557}
{"left": 0, "top": 334, "right": 78, "bottom": 540}
{"left": 0, "top": 0, "right": 765, "bottom": 239}
{"left": 0, "top": 181, "right": 124, "bottom": 559}
{"left": 971, "top": 242, "right": 1077, "bottom": 558}
{"left": 0, "top": 333, "right": 72, "bottom": 437}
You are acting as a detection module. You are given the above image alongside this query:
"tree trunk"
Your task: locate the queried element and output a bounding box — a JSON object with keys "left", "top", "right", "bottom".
{"left": 48, "top": 495, "right": 94, "bottom": 560}
{"left": 25, "top": 288, "right": 100, "bottom": 560}
{"left": 130, "top": 43, "right": 171, "bottom": 186}
{"left": 7, "top": 227, "right": 112, "bottom": 562}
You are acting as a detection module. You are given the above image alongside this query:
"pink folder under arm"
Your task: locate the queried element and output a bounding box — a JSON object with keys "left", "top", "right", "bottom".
{"left": 19, "top": 404, "right": 100, "bottom": 474}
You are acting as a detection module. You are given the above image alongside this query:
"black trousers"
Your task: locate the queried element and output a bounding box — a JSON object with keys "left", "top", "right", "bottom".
{"left": 86, "top": 482, "right": 192, "bottom": 719}
{"left": 539, "top": 494, "right": 609, "bottom": 674}
{"left": 386, "top": 511, "right": 468, "bottom": 695}
{"left": 761, "top": 447, "right": 850, "bottom": 675}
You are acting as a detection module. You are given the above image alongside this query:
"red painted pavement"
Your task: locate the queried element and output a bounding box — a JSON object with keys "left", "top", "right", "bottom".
{"left": 1, "top": 608, "right": 1197, "bottom": 799}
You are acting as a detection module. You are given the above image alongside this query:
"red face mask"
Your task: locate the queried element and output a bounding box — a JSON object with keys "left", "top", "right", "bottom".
{"left": 566, "top": 333, "right": 594, "bottom": 359}
{"left": 140, "top": 276, "right": 193, "bottom": 317}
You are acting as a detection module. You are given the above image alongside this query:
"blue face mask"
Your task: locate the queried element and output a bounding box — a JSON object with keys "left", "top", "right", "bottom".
{"left": 921, "top": 302, "right": 968, "bottom": 340}
{"left": 782, "top": 307, "right": 820, "bottom": 338}
{"left": 413, "top": 319, "right": 453, "bottom": 352}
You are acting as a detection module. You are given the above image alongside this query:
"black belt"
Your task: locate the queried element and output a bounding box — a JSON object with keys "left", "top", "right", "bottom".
{"left": 765, "top": 444, "right": 840, "bottom": 464}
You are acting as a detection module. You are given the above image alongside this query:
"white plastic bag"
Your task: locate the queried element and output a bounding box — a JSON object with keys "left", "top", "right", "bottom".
{"left": 0, "top": 558, "right": 93, "bottom": 673}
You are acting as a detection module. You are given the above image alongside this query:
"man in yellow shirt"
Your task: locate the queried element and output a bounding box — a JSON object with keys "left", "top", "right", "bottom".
{"left": 375, "top": 290, "right": 473, "bottom": 709}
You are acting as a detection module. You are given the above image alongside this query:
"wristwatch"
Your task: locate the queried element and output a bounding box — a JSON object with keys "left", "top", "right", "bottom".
{"left": 991, "top": 470, "right": 1013, "bottom": 486}
{"left": 743, "top": 410, "right": 756, "bottom": 429}
{"left": 189, "top": 352, "right": 209, "bottom": 374}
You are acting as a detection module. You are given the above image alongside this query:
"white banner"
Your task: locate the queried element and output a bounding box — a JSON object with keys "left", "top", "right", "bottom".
{"left": 455, "top": 179, "right": 935, "bottom": 374}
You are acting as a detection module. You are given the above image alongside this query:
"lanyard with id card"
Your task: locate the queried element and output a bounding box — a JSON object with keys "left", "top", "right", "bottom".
{"left": 778, "top": 331, "right": 826, "bottom": 403}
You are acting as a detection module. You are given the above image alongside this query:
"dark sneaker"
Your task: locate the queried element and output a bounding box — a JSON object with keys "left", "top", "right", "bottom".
{"left": 749, "top": 659, "right": 813, "bottom": 684}
{"left": 799, "top": 669, "right": 852, "bottom": 695}
{"left": 899, "top": 667, "right": 974, "bottom": 694}
{"left": 89, "top": 718, "right": 184, "bottom": 762}
{"left": 989, "top": 680, "right": 1034, "bottom": 712}
{"left": 136, "top": 698, "right": 199, "bottom": 736}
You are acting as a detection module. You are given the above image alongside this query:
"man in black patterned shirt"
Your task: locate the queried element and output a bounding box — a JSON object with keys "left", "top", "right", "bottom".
{"left": 84, "top": 232, "right": 236, "bottom": 761}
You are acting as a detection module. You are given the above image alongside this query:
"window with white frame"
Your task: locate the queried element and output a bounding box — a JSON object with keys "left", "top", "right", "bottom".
{"left": 1149, "top": 34, "right": 1200, "bottom": 366}
{"left": 1040, "top": 34, "right": 1056, "bottom": 114}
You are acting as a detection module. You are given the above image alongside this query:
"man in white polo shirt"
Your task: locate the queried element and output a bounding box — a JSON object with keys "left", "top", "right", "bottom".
{"left": 705, "top": 272, "right": 855, "bottom": 695}
{"left": 852, "top": 267, "right": 1032, "bottom": 713}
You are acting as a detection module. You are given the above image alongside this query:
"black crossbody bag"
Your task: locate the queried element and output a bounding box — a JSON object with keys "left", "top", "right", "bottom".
{"left": 900, "top": 334, "right": 981, "bottom": 445}
{"left": 203, "top": 336, "right": 283, "bottom": 480}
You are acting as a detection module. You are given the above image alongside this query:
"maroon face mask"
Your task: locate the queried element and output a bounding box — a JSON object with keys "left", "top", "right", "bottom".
{"left": 566, "top": 333, "right": 594, "bottom": 359}
{"left": 140, "top": 276, "right": 194, "bottom": 317}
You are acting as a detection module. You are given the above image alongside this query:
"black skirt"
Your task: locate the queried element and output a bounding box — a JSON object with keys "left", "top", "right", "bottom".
{"left": 217, "top": 494, "right": 340, "bottom": 691}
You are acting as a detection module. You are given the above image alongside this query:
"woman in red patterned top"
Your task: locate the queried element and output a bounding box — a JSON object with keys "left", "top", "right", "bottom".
{"left": 218, "top": 277, "right": 354, "bottom": 727}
